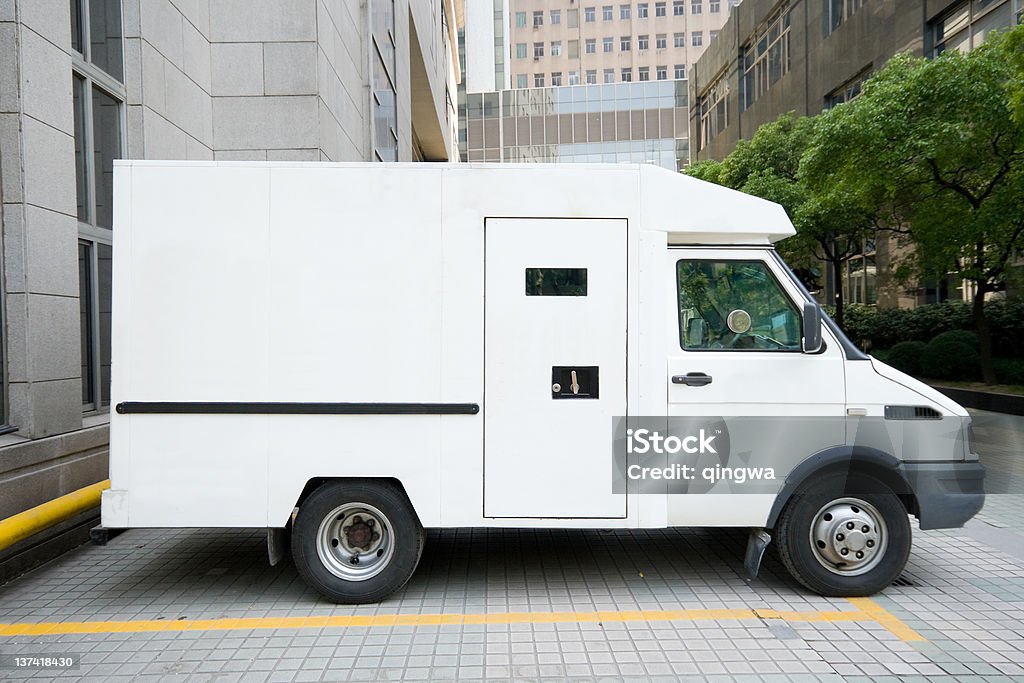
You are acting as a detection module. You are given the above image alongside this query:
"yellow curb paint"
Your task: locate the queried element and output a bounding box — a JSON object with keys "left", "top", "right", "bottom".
{"left": 0, "top": 604, "right": 909, "bottom": 638}
{"left": 0, "top": 480, "right": 110, "bottom": 551}
{"left": 847, "top": 597, "right": 926, "bottom": 642}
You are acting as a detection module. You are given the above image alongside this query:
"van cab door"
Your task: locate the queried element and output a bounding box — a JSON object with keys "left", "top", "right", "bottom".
{"left": 664, "top": 248, "right": 846, "bottom": 525}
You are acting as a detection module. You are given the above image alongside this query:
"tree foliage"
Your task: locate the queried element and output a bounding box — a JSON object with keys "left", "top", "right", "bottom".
{"left": 803, "top": 26, "right": 1024, "bottom": 382}
{"left": 685, "top": 113, "right": 871, "bottom": 325}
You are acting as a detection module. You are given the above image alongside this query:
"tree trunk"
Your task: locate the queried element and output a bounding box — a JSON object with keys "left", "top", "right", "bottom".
{"left": 831, "top": 258, "right": 845, "bottom": 330}
{"left": 972, "top": 284, "right": 996, "bottom": 384}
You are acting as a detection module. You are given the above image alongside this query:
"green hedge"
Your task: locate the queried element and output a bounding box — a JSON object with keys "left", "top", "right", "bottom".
{"left": 886, "top": 341, "right": 927, "bottom": 376}
{"left": 837, "top": 300, "right": 1024, "bottom": 358}
{"left": 921, "top": 340, "right": 980, "bottom": 381}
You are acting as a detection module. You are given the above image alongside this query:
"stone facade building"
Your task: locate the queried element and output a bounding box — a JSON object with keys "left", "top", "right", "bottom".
{"left": 0, "top": 0, "right": 462, "bottom": 577}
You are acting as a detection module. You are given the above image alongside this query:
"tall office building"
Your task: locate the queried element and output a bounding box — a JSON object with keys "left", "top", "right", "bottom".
{"left": 462, "top": 0, "right": 738, "bottom": 170}
{"left": 0, "top": 0, "right": 463, "bottom": 578}
{"left": 508, "top": 0, "right": 740, "bottom": 88}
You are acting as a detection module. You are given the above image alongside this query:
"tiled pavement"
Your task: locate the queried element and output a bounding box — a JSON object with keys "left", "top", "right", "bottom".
{"left": 0, "top": 410, "right": 1021, "bottom": 681}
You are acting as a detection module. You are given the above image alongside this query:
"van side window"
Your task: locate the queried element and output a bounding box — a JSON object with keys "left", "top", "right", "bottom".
{"left": 526, "top": 268, "right": 588, "bottom": 296}
{"left": 677, "top": 260, "right": 801, "bottom": 351}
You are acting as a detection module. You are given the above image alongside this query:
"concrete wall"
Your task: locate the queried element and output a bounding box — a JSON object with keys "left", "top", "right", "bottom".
{"left": 1, "top": 0, "right": 83, "bottom": 439}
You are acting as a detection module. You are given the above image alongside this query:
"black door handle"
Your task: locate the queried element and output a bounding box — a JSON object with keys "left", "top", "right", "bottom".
{"left": 672, "top": 372, "right": 713, "bottom": 387}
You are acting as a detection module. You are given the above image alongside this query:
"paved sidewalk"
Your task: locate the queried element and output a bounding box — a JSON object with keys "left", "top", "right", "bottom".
{"left": 0, "top": 408, "right": 1020, "bottom": 681}
{"left": 1, "top": 517, "right": 1023, "bottom": 681}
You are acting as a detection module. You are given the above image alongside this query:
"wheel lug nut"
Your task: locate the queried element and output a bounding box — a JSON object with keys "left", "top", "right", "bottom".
{"left": 862, "top": 525, "right": 869, "bottom": 533}
{"left": 840, "top": 548, "right": 849, "bottom": 555}
{"left": 836, "top": 533, "right": 845, "bottom": 541}
{"left": 846, "top": 522, "right": 855, "bottom": 530}
{"left": 866, "top": 540, "right": 874, "bottom": 548}
{"left": 856, "top": 551, "right": 864, "bottom": 559}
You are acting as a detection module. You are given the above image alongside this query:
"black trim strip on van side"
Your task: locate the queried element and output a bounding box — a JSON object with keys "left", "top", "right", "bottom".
{"left": 115, "top": 402, "right": 480, "bottom": 415}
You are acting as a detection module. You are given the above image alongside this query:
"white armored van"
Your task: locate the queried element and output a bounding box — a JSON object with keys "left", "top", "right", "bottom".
{"left": 103, "top": 162, "right": 984, "bottom": 603}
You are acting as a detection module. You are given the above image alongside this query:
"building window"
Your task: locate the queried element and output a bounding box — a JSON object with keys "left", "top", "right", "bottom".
{"left": 698, "top": 70, "right": 728, "bottom": 150}
{"left": 585, "top": 6, "right": 596, "bottom": 21}
{"left": 586, "top": 69, "right": 598, "bottom": 83}
{"left": 674, "top": 63, "right": 686, "bottom": 78}
{"left": 533, "top": 10, "right": 543, "bottom": 26}
{"left": 691, "top": 0, "right": 703, "bottom": 14}
{"left": 656, "top": 33, "right": 667, "bottom": 48}
{"left": 674, "top": 32, "right": 685, "bottom": 47}
{"left": 534, "top": 42, "right": 544, "bottom": 57}
{"left": 692, "top": 31, "right": 703, "bottom": 46}
{"left": 517, "top": 73, "right": 528, "bottom": 87}
{"left": 638, "top": 2, "right": 649, "bottom": 17}
{"left": 673, "top": 0, "right": 685, "bottom": 15}
{"left": 604, "top": 68, "right": 615, "bottom": 82}
{"left": 824, "top": 66, "right": 871, "bottom": 109}
{"left": 740, "top": 5, "right": 792, "bottom": 110}
{"left": 638, "top": 34, "right": 650, "bottom": 49}
{"left": 603, "top": 5, "right": 614, "bottom": 20}
{"left": 552, "top": 71, "right": 563, "bottom": 86}
{"left": 586, "top": 38, "right": 597, "bottom": 52}
{"left": 621, "top": 68, "right": 633, "bottom": 81}
{"left": 656, "top": 2, "right": 667, "bottom": 16}
{"left": 569, "top": 70, "right": 580, "bottom": 84}
{"left": 929, "top": 0, "right": 1014, "bottom": 57}
{"left": 551, "top": 9, "right": 561, "bottom": 24}
{"left": 824, "top": 0, "right": 867, "bottom": 37}
{"left": 551, "top": 41, "right": 562, "bottom": 56}
{"left": 620, "top": 4, "right": 631, "bottom": 19}
{"left": 639, "top": 66, "right": 651, "bottom": 80}
{"left": 568, "top": 7, "right": 579, "bottom": 26}
{"left": 657, "top": 64, "right": 668, "bottom": 79}
{"left": 568, "top": 39, "right": 580, "bottom": 57}
{"left": 621, "top": 35, "right": 632, "bottom": 50}
{"left": 534, "top": 73, "right": 545, "bottom": 87}
{"left": 710, "top": 0, "right": 721, "bottom": 11}
{"left": 516, "top": 11, "right": 527, "bottom": 27}
{"left": 710, "top": 29, "right": 719, "bottom": 42}
{"left": 604, "top": 36, "right": 614, "bottom": 51}
{"left": 71, "top": 0, "right": 124, "bottom": 411}
{"left": 516, "top": 42, "right": 527, "bottom": 58}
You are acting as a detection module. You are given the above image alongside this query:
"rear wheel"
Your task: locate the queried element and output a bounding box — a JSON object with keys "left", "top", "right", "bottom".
{"left": 776, "top": 472, "right": 911, "bottom": 596}
{"left": 292, "top": 480, "right": 424, "bottom": 603}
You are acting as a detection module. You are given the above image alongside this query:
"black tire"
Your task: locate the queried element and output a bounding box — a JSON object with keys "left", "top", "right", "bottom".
{"left": 292, "top": 480, "right": 425, "bottom": 604}
{"left": 776, "top": 472, "right": 911, "bottom": 597}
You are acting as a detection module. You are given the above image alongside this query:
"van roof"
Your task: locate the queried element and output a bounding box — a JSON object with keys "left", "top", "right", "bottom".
{"left": 114, "top": 161, "right": 796, "bottom": 245}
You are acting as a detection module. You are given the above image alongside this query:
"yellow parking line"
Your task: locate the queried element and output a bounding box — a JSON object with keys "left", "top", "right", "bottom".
{"left": 0, "top": 601, "right": 925, "bottom": 640}
{"left": 848, "top": 597, "right": 926, "bottom": 642}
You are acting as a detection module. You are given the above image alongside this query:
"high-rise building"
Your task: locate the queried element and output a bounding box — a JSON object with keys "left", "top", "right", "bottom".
{"left": 0, "top": 0, "right": 463, "bottom": 578}
{"left": 461, "top": 0, "right": 739, "bottom": 170}
{"left": 506, "top": 0, "right": 739, "bottom": 89}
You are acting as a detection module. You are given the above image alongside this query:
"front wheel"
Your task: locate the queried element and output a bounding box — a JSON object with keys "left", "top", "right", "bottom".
{"left": 292, "top": 480, "right": 424, "bottom": 603}
{"left": 776, "top": 472, "right": 911, "bottom": 596}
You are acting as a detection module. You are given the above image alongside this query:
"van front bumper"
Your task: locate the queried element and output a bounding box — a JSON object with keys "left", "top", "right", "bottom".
{"left": 902, "top": 461, "right": 985, "bottom": 530}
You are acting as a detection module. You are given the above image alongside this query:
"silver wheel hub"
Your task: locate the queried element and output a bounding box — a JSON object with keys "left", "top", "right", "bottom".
{"left": 809, "top": 497, "right": 887, "bottom": 576}
{"left": 316, "top": 502, "right": 394, "bottom": 582}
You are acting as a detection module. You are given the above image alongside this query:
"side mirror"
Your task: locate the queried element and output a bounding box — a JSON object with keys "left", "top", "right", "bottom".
{"left": 802, "top": 301, "right": 822, "bottom": 354}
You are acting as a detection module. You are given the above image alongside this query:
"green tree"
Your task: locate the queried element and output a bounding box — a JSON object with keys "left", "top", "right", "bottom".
{"left": 686, "top": 113, "right": 871, "bottom": 326}
{"left": 803, "top": 26, "right": 1024, "bottom": 383}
